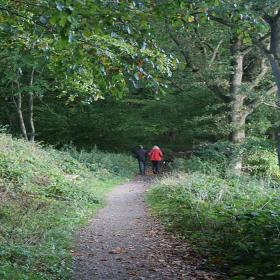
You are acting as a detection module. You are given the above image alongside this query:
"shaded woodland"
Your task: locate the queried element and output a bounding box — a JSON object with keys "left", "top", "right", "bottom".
{"left": 1, "top": 1, "right": 280, "bottom": 279}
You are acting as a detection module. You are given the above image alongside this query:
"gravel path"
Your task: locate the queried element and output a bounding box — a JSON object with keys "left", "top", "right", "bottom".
{"left": 73, "top": 177, "right": 222, "bottom": 280}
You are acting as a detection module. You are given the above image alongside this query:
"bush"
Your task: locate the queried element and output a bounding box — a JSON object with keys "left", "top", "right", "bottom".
{"left": 243, "top": 137, "right": 280, "bottom": 180}
{"left": 147, "top": 173, "right": 280, "bottom": 279}
{"left": 173, "top": 141, "right": 239, "bottom": 177}
{"left": 149, "top": 138, "right": 280, "bottom": 278}
{"left": 172, "top": 156, "right": 222, "bottom": 176}
{"left": 179, "top": 138, "right": 280, "bottom": 180}
{"left": 66, "top": 147, "right": 137, "bottom": 179}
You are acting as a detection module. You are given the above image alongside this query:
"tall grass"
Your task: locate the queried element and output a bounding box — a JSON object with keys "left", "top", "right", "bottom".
{"left": 0, "top": 133, "right": 137, "bottom": 279}
{"left": 147, "top": 172, "right": 280, "bottom": 279}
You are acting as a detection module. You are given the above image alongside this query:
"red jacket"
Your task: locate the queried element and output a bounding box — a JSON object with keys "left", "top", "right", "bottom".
{"left": 148, "top": 148, "right": 163, "bottom": 161}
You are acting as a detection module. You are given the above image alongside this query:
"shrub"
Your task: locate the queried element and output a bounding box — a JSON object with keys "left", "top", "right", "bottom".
{"left": 172, "top": 156, "right": 222, "bottom": 176}
{"left": 243, "top": 137, "right": 280, "bottom": 180}
{"left": 147, "top": 173, "right": 280, "bottom": 279}
{"left": 182, "top": 138, "right": 280, "bottom": 180}
{"left": 174, "top": 141, "right": 239, "bottom": 177}
{"left": 64, "top": 146, "right": 137, "bottom": 179}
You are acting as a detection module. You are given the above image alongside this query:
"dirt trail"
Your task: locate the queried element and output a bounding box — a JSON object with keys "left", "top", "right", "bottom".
{"left": 73, "top": 177, "right": 222, "bottom": 280}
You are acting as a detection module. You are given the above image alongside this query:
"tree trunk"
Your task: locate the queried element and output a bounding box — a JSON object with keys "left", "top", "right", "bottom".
{"left": 28, "top": 92, "right": 35, "bottom": 142}
{"left": 229, "top": 39, "right": 246, "bottom": 173}
{"left": 28, "top": 69, "right": 35, "bottom": 143}
{"left": 267, "top": 14, "right": 280, "bottom": 167}
{"left": 17, "top": 92, "right": 28, "bottom": 141}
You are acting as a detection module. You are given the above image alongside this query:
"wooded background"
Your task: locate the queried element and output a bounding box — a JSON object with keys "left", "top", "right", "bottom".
{"left": 1, "top": 1, "right": 280, "bottom": 168}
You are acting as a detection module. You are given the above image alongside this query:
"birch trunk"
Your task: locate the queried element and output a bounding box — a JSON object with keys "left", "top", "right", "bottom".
{"left": 28, "top": 69, "right": 35, "bottom": 143}
{"left": 17, "top": 92, "right": 28, "bottom": 141}
{"left": 230, "top": 39, "right": 246, "bottom": 173}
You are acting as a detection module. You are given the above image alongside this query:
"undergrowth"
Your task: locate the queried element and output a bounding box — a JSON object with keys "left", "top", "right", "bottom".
{"left": 0, "top": 133, "right": 136, "bottom": 279}
{"left": 148, "top": 155, "right": 280, "bottom": 279}
{"left": 178, "top": 138, "right": 280, "bottom": 181}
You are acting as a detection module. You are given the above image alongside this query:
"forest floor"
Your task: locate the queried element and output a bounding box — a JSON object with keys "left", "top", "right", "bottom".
{"left": 73, "top": 176, "right": 223, "bottom": 280}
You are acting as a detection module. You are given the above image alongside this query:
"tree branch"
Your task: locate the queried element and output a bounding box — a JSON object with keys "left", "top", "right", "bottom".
{"left": 0, "top": 5, "right": 47, "bottom": 29}
{"left": 209, "top": 40, "right": 223, "bottom": 67}
{"left": 262, "top": 102, "right": 280, "bottom": 109}
{"left": 247, "top": 85, "right": 277, "bottom": 113}
{"left": 193, "top": 27, "right": 214, "bottom": 52}
{"left": 241, "top": 33, "right": 270, "bottom": 55}
{"left": 166, "top": 23, "right": 191, "bottom": 67}
{"left": 249, "top": 58, "right": 269, "bottom": 90}
{"left": 266, "top": 85, "right": 278, "bottom": 95}
{"left": 208, "top": 15, "right": 232, "bottom": 27}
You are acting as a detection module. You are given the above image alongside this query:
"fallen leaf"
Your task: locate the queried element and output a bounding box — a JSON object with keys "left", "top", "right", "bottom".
{"left": 128, "top": 270, "right": 138, "bottom": 276}
{"left": 109, "top": 247, "right": 128, "bottom": 254}
{"left": 70, "top": 250, "right": 82, "bottom": 256}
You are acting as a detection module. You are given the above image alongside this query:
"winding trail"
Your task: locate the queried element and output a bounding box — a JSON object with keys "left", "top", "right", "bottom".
{"left": 73, "top": 177, "right": 221, "bottom": 280}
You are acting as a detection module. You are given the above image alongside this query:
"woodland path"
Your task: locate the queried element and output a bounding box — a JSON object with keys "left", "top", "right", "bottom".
{"left": 73, "top": 177, "right": 222, "bottom": 280}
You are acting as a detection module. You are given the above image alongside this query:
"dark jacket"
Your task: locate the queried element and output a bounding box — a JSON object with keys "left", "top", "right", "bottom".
{"left": 134, "top": 148, "right": 147, "bottom": 162}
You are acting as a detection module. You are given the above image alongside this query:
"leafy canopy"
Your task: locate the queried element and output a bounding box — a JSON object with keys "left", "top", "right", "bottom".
{"left": 0, "top": 0, "right": 176, "bottom": 100}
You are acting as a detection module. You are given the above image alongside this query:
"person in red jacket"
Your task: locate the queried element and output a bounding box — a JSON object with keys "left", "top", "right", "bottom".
{"left": 148, "top": 146, "right": 163, "bottom": 174}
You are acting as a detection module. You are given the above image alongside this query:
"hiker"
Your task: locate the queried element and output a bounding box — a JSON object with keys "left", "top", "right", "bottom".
{"left": 134, "top": 145, "right": 147, "bottom": 175}
{"left": 148, "top": 146, "right": 163, "bottom": 174}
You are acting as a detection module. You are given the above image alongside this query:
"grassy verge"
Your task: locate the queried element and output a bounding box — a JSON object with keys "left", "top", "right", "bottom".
{"left": 0, "top": 133, "right": 137, "bottom": 279}
{"left": 147, "top": 172, "right": 280, "bottom": 280}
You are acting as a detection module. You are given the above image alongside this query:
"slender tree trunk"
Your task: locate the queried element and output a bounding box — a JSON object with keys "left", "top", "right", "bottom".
{"left": 28, "top": 92, "right": 35, "bottom": 142}
{"left": 229, "top": 39, "right": 246, "bottom": 172}
{"left": 267, "top": 51, "right": 280, "bottom": 167}
{"left": 28, "top": 69, "right": 35, "bottom": 143}
{"left": 267, "top": 14, "right": 280, "bottom": 167}
{"left": 17, "top": 92, "right": 28, "bottom": 141}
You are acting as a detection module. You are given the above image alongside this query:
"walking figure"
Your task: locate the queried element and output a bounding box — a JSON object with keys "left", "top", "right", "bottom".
{"left": 148, "top": 146, "right": 163, "bottom": 174}
{"left": 134, "top": 145, "right": 147, "bottom": 175}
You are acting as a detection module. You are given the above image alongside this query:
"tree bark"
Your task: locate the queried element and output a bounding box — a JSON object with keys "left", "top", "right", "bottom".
{"left": 17, "top": 92, "right": 28, "bottom": 141}
{"left": 266, "top": 12, "right": 280, "bottom": 167}
{"left": 230, "top": 52, "right": 245, "bottom": 143}
{"left": 229, "top": 39, "right": 246, "bottom": 172}
{"left": 28, "top": 68, "right": 35, "bottom": 143}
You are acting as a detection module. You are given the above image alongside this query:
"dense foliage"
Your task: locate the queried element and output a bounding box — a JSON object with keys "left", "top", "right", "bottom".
{"left": 148, "top": 170, "right": 280, "bottom": 279}
{"left": 1, "top": 1, "right": 280, "bottom": 279}
{"left": 0, "top": 132, "right": 136, "bottom": 279}
{"left": 1, "top": 1, "right": 279, "bottom": 158}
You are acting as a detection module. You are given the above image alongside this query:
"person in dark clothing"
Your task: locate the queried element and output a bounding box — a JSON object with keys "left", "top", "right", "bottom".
{"left": 134, "top": 145, "right": 147, "bottom": 175}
